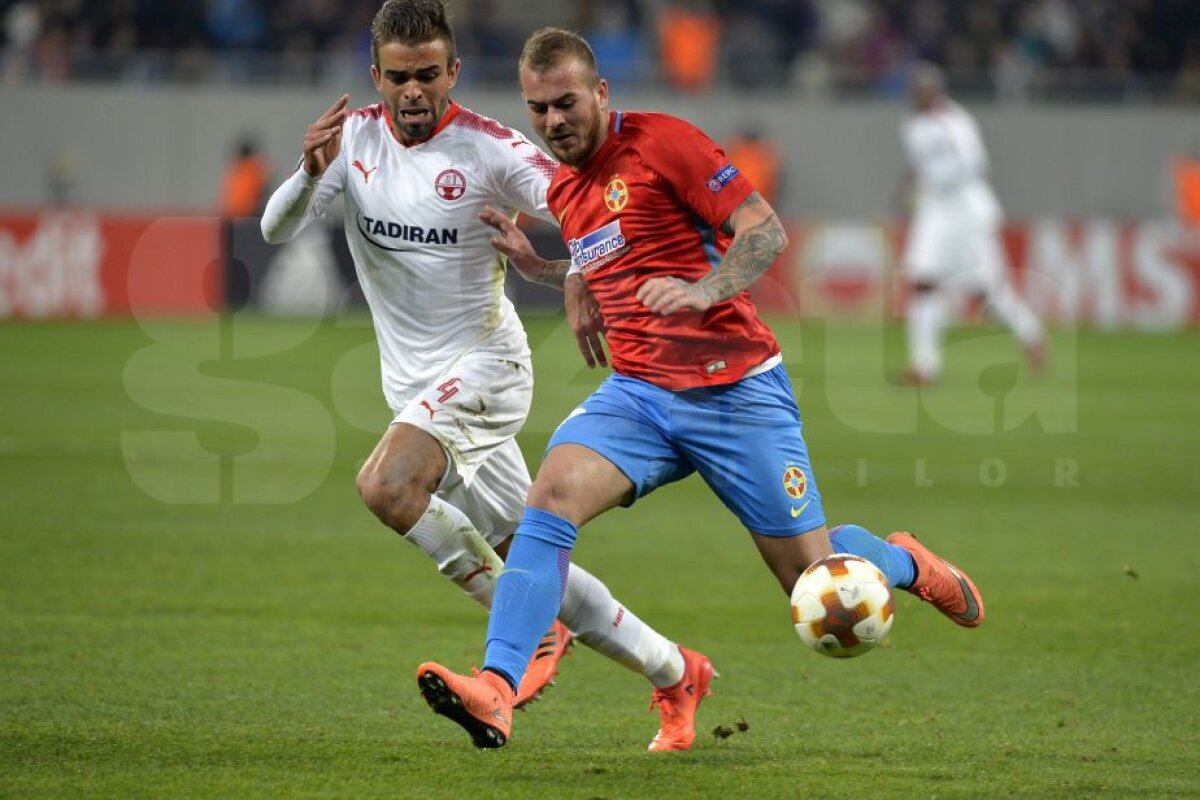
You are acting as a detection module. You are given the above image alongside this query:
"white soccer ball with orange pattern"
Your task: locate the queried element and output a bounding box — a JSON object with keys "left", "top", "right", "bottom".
{"left": 790, "top": 554, "right": 894, "bottom": 658}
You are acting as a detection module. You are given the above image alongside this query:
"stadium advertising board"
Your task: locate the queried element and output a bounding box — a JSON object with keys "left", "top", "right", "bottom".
{"left": 776, "top": 219, "right": 1200, "bottom": 328}
{"left": 0, "top": 212, "right": 220, "bottom": 318}
{"left": 2, "top": 212, "right": 1197, "bottom": 328}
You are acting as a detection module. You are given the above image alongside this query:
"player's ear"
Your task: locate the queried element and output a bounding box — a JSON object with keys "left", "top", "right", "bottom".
{"left": 447, "top": 58, "right": 461, "bottom": 90}
{"left": 370, "top": 63, "right": 382, "bottom": 92}
{"left": 595, "top": 78, "right": 609, "bottom": 112}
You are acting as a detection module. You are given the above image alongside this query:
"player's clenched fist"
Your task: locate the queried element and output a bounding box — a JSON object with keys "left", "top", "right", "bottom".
{"left": 303, "top": 94, "right": 349, "bottom": 177}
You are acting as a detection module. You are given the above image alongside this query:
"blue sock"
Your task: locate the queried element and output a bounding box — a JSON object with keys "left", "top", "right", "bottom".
{"left": 829, "top": 523, "right": 916, "bottom": 589}
{"left": 482, "top": 507, "right": 576, "bottom": 692}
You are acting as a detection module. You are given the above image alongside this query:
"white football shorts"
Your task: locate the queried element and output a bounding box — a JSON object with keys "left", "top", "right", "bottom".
{"left": 904, "top": 207, "right": 1005, "bottom": 292}
{"left": 392, "top": 350, "right": 533, "bottom": 546}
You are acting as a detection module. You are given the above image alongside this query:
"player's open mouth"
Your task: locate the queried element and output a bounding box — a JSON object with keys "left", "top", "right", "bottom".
{"left": 399, "top": 108, "right": 432, "bottom": 123}
{"left": 551, "top": 134, "right": 576, "bottom": 146}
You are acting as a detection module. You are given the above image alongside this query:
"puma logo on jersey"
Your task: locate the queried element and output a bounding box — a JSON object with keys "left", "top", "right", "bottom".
{"left": 352, "top": 160, "right": 378, "bottom": 183}
{"left": 420, "top": 400, "right": 438, "bottom": 419}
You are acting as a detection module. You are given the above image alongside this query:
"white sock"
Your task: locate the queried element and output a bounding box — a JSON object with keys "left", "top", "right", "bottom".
{"left": 559, "top": 563, "right": 685, "bottom": 688}
{"left": 405, "top": 499, "right": 685, "bottom": 687}
{"left": 403, "top": 495, "right": 502, "bottom": 608}
{"left": 907, "top": 290, "right": 946, "bottom": 379}
{"left": 986, "top": 280, "right": 1043, "bottom": 346}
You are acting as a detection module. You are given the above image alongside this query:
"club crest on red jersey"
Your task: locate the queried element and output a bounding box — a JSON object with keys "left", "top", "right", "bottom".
{"left": 435, "top": 168, "right": 467, "bottom": 201}
{"left": 783, "top": 465, "right": 807, "bottom": 499}
{"left": 603, "top": 176, "right": 629, "bottom": 212}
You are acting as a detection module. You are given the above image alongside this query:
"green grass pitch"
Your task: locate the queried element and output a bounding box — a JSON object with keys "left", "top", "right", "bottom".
{"left": 1, "top": 315, "right": 1197, "bottom": 799}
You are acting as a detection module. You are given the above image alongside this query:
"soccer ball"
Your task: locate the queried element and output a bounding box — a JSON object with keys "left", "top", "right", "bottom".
{"left": 790, "top": 554, "right": 894, "bottom": 658}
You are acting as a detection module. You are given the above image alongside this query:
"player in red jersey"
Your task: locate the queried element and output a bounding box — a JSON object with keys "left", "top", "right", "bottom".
{"left": 416, "top": 27, "right": 985, "bottom": 751}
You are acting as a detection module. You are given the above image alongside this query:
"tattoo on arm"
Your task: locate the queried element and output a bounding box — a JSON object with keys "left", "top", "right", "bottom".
{"left": 695, "top": 194, "right": 787, "bottom": 305}
{"left": 537, "top": 259, "right": 571, "bottom": 289}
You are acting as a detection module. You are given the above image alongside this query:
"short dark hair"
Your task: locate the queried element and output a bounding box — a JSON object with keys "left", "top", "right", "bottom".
{"left": 519, "top": 27, "right": 599, "bottom": 86}
{"left": 370, "top": 0, "right": 456, "bottom": 67}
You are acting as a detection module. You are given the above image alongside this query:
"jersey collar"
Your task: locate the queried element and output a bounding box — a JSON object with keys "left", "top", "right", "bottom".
{"left": 385, "top": 100, "right": 462, "bottom": 147}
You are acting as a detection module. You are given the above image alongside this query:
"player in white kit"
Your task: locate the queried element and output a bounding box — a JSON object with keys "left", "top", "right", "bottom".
{"left": 261, "top": 0, "right": 694, "bottom": 719}
{"left": 899, "top": 63, "right": 1045, "bottom": 385}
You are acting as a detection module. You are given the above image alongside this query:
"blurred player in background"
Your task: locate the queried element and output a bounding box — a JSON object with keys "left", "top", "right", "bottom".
{"left": 261, "top": 0, "right": 694, "bottom": 720}
{"left": 898, "top": 62, "right": 1045, "bottom": 386}
{"left": 417, "top": 28, "right": 986, "bottom": 751}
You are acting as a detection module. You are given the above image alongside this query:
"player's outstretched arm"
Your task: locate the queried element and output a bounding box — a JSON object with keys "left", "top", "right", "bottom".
{"left": 479, "top": 205, "right": 608, "bottom": 367}
{"left": 637, "top": 191, "right": 788, "bottom": 315}
{"left": 478, "top": 205, "right": 570, "bottom": 287}
{"left": 262, "top": 94, "right": 349, "bottom": 244}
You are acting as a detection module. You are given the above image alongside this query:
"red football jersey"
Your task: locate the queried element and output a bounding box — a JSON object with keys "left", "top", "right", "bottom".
{"left": 548, "top": 111, "right": 781, "bottom": 390}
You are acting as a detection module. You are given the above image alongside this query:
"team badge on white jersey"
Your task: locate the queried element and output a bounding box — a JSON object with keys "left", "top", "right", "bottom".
{"left": 435, "top": 169, "right": 467, "bottom": 201}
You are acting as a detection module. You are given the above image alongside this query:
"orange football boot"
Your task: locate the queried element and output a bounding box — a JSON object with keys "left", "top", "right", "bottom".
{"left": 514, "top": 620, "right": 574, "bottom": 709}
{"left": 416, "top": 663, "right": 513, "bottom": 749}
{"left": 647, "top": 646, "right": 716, "bottom": 752}
{"left": 887, "top": 531, "right": 985, "bottom": 627}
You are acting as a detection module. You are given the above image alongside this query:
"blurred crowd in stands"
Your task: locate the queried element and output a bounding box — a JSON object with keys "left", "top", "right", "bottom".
{"left": 3, "top": 0, "right": 1199, "bottom": 100}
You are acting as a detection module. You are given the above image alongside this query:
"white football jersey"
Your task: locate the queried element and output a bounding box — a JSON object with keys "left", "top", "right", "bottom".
{"left": 265, "top": 101, "right": 558, "bottom": 413}
{"left": 901, "top": 100, "right": 1001, "bottom": 226}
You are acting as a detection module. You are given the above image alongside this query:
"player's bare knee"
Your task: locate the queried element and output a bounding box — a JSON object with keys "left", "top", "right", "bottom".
{"left": 526, "top": 472, "right": 588, "bottom": 523}
{"left": 525, "top": 477, "right": 569, "bottom": 518}
{"left": 356, "top": 469, "right": 430, "bottom": 534}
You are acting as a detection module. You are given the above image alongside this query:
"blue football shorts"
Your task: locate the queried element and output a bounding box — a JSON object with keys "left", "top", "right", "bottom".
{"left": 546, "top": 363, "right": 826, "bottom": 536}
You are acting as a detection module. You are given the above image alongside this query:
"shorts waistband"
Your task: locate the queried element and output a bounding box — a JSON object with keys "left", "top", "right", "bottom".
{"left": 742, "top": 353, "right": 783, "bottom": 379}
